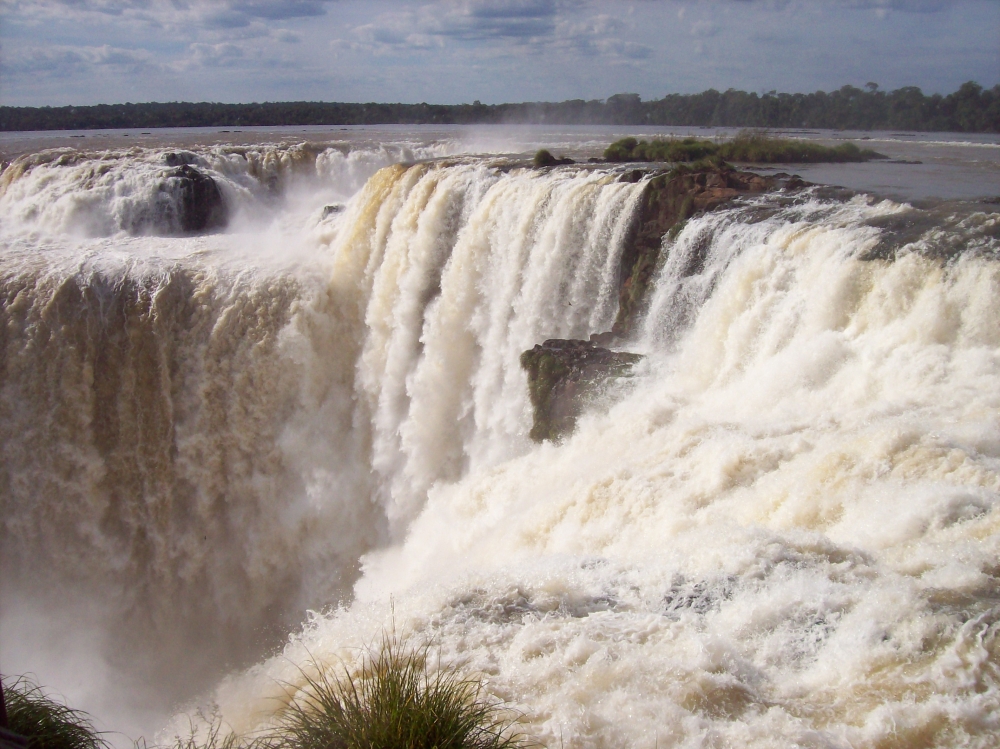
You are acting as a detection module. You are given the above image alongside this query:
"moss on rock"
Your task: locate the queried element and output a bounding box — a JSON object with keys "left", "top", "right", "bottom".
{"left": 521, "top": 339, "right": 642, "bottom": 442}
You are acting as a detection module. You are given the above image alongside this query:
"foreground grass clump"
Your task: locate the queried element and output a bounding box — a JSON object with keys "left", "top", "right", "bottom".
{"left": 604, "top": 130, "right": 886, "bottom": 164}
{"left": 277, "top": 635, "right": 526, "bottom": 749}
{"left": 2, "top": 676, "right": 109, "bottom": 749}
{"left": 5, "top": 635, "right": 530, "bottom": 749}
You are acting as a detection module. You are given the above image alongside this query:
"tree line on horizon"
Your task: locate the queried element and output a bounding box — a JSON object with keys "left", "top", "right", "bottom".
{"left": 1, "top": 82, "right": 997, "bottom": 133}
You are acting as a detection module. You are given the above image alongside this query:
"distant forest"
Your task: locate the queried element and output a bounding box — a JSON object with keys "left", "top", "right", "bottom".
{"left": 2, "top": 82, "right": 998, "bottom": 133}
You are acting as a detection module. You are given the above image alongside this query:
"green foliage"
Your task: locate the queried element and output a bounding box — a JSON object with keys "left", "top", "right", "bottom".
{"left": 532, "top": 149, "right": 573, "bottom": 167}
{"left": 604, "top": 130, "right": 885, "bottom": 164}
{"left": 666, "top": 154, "right": 728, "bottom": 176}
{"left": 2, "top": 676, "right": 109, "bottom": 749}
{"left": 1, "top": 82, "right": 997, "bottom": 132}
{"left": 629, "top": 137, "right": 716, "bottom": 163}
{"left": 276, "top": 635, "right": 525, "bottom": 749}
{"left": 5, "top": 637, "right": 531, "bottom": 749}
{"left": 716, "top": 130, "right": 886, "bottom": 163}
{"left": 602, "top": 137, "right": 638, "bottom": 161}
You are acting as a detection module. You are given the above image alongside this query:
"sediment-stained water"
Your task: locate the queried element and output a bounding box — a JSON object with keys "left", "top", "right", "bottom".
{"left": 1, "top": 127, "right": 998, "bottom": 748}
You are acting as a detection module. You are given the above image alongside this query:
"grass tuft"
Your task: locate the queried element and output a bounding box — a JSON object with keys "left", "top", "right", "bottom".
{"left": 155, "top": 720, "right": 276, "bottom": 749}
{"left": 2, "top": 676, "right": 109, "bottom": 749}
{"left": 277, "top": 633, "right": 526, "bottom": 749}
{"left": 5, "top": 634, "right": 532, "bottom": 749}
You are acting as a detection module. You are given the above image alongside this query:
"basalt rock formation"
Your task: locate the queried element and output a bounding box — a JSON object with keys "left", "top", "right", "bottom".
{"left": 161, "top": 164, "right": 228, "bottom": 233}
{"left": 533, "top": 149, "right": 576, "bottom": 167}
{"left": 523, "top": 164, "right": 805, "bottom": 441}
{"left": 521, "top": 339, "right": 643, "bottom": 442}
{"left": 612, "top": 164, "right": 804, "bottom": 336}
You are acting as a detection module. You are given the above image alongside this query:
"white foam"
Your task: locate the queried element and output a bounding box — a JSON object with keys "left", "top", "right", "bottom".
{"left": 3, "top": 155, "right": 1000, "bottom": 748}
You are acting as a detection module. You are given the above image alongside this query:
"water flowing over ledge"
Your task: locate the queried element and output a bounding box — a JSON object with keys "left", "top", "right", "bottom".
{"left": 2, "top": 143, "right": 1000, "bottom": 748}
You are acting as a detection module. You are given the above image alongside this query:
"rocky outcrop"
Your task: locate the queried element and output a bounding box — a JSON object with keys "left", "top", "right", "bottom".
{"left": 613, "top": 165, "right": 802, "bottom": 335}
{"left": 522, "top": 164, "right": 805, "bottom": 442}
{"left": 521, "top": 339, "right": 643, "bottom": 442}
{"left": 533, "top": 149, "right": 575, "bottom": 167}
{"left": 160, "top": 164, "right": 227, "bottom": 233}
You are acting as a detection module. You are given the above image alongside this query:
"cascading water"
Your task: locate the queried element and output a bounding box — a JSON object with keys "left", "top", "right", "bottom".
{"left": 2, "top": 133, "right": 999, "bottom": 749}
{"left": 0, "top": 140, "right": 449, "bottom": 237}
{"left": 0, "top": 147, "right": 647, "bottom": 739}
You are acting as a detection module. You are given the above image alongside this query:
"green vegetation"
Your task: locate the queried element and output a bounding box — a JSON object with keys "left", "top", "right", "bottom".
{"left": 718, "top": 131, "right": 886, "bottom": 162}
{"left": 604, "top": 131, "right": 887, "bottom": 164}
{"left": 532, "top": 149, "right": 574, "bottom": 167}
{"left": 521, "top": 342, "right": 643, "bottom": 442}
{"left": 275, "top": 634, "right": 523, "bottom": 749}
{"left": 2, "top": 82, "right": 997, "bottom": 132}
{"left": 3, "top": 634, "right": 530, "bottom": 749}
{"left": 604, "top": 137, "right": 714, "bottom": 162}
{"left": 2, "top": 676, "right": 109, "bottom": 749}
{"left": 520, "top": 347, "right": 572, "bottom": 442}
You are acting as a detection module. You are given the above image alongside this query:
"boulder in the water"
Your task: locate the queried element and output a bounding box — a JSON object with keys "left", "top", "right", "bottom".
{"left": 160, "top": 164, "right": 227, "bottom": 233}
{"left": 534, "top": 149, "right": 575, "bottom": 168}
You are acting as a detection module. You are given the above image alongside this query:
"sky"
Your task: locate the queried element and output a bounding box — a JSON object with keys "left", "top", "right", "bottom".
{"left": 1, "top": 0, "right": 998, "bottom": 107}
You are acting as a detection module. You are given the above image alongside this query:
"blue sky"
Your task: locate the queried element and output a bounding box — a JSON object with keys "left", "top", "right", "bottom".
{"left": 1, "top": 1, "right": 998, "bottom": 106}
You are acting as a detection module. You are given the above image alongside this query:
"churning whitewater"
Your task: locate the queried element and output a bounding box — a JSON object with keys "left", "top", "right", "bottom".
{"left": 2, "top": 136, "right": 999, "bottom": 749}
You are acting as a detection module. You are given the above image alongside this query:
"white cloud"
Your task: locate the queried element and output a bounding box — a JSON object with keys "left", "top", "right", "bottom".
{"left": 2, "top": 0, "right": 334, "bottom": 31}
{"left": 5, "top": 43, "right": 160, "bottom": 76}
{"left": 1, "top": 0, "right": 994, "bottom": 106}
{"left": 691, "top": 20, "right": 720, "bottom": 37}
{"left": 273, "top": 28, "right": 302, "bottom": 43}
{"left": 184, "top": 42, "right": 246, "bottom": 68}
{"left": 339, "top": 1, "right": 649, "bottom": 65}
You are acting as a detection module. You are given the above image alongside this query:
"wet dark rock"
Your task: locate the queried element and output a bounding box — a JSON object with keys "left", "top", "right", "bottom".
{"left": 521, "top": 164, "right": 800, "bottom": 443}
{"left": 322, "top": 204, "right": 344, "bottom": 218}
{"left": 612, "top": 164, "right": 802, "bottom": 335}
{"left": 588, "top": 331, "right": 617, "bottom": 347}
{"left": 663, "top": 576, "right": 737, "bottom": 618}
{"left": 533, "top": 149, "right": 575, "bottom": 167}
{"left": 521, "top": 339, "right": 642, "bottom": 442}
{"left": 160, "top": 165, "right": 227, "bottom": 233}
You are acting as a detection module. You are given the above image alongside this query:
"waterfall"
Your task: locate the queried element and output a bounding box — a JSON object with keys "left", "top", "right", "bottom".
{"left": 2, "top": 147, "right": 999, "bottom": 748}
{"left": 0, "top": 156, "right": 646, "bottom": 737}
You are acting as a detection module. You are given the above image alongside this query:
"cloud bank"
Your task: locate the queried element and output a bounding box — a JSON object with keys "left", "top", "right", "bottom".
{"left": 1, "top": 0, "right": 995, "bottom": 106}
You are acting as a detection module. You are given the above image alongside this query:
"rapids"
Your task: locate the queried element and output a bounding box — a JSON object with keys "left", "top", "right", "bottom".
{"left": 2, "top": 132, "right": 999, "bottom": 749}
